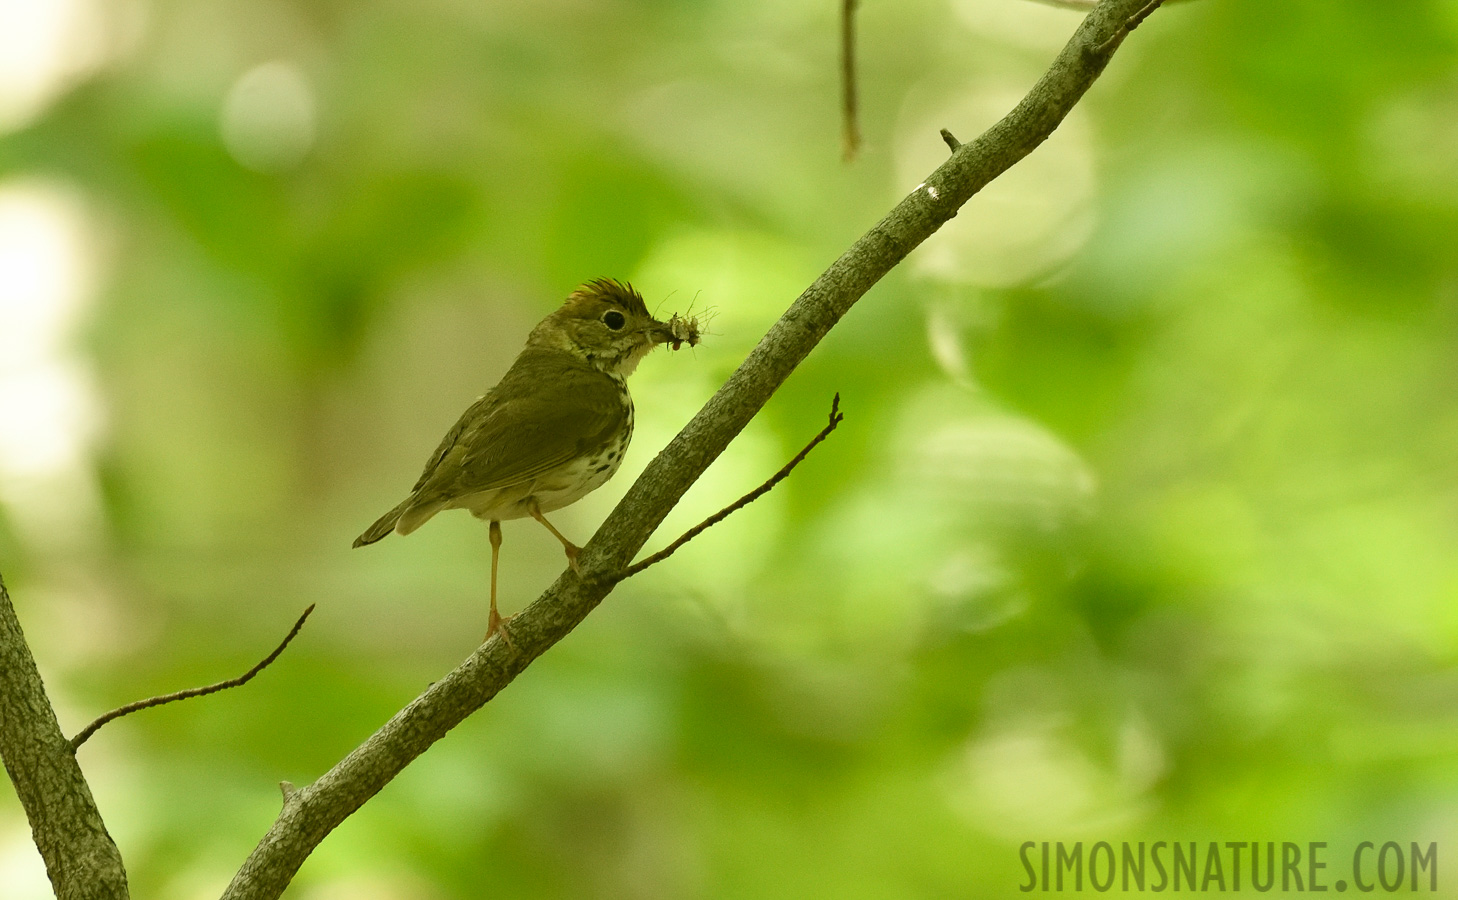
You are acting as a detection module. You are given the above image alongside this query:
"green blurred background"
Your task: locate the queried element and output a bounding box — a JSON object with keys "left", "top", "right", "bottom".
{"left": 3, "top": 0, "right": 1458, "bottom": 896}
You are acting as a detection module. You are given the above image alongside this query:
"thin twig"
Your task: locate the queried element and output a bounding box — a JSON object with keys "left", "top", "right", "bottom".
{"left": 941, "top": 128, "right": 962, "bottom": 152}
{"left": 841, "top": 0, "right": 861, "bottom": 161}
{"left": 70, "top": 605, "right": 315, "bottom": 750}
{"left": 1095, "top": 0, "right": 1164, "bottom": 54}
{"left": 620, "top": 394, "right": 844, "bottom": 580}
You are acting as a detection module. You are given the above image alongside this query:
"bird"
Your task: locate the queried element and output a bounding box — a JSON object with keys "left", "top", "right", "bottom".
{"left": 352, "top": 279, "right": 692, "bottom": 641}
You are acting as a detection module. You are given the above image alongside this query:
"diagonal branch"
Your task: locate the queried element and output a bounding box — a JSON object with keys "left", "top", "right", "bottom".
{"left": 221, "top": 2, "right": 1164, "bottom": 897}
{"left": 620, "top": 393, "right": 844, "bottom": 580}
{"left": 0, "top": 572, "right": 130, "bottom": 899}
{"left": 70, "top": 605, "right": 315, "bottom": 751}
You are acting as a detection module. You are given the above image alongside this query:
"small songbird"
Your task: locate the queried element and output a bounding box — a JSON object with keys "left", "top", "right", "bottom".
{"left": 352, "top": 279, "right": 690, "bottom": 640}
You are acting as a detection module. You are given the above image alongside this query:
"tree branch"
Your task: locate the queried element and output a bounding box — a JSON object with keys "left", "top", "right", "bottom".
{"left": 70, "top": 605, "right": 315, "bottom": 751}
{"left": 0, "top": 572, "right": 130, "bottom": 899}
{"left": 1096, "top": 0, "right": 1164, "bottom": 53}
{"left": 619, "top": 393, "right": 843, "bottom": 580}
{"left": 221, "top": 2, "right": 1161, "bottom": 896}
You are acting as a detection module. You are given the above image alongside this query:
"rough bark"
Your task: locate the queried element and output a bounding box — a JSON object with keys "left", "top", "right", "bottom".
{"left": 0, "top": 574, "right": 129, "bottom": 899}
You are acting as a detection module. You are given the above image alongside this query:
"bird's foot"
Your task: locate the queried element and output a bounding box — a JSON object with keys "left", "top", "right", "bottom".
{"left": 564, "top": 542, "right": 582, "bottom": 575}
{"left": 484, "top": 608, "right": 516, "bottom": 648}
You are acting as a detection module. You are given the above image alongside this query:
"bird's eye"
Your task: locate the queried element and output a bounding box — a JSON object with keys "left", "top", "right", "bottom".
{"left": 603, "top": 310, "right": 626, "bottom": 330}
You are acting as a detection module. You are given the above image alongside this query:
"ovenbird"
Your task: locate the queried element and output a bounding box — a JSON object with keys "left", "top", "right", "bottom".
{"left": 353, "top": 279, "right": 693, "bottom": 640}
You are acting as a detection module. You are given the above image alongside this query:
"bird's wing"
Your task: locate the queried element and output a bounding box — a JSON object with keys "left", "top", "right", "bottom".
{"left": 410, "top": 392, "right": 491, "bottom": 492}
{"left": 409, "top": 357, "right": 627, "bottom": 506}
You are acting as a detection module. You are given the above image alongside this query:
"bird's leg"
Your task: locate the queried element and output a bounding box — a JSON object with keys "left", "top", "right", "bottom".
{"left": 485, "top": 520, "right": 513, "bottom": 645}
{"left": 527, "top": 499, "right": 581, "bottom": 574}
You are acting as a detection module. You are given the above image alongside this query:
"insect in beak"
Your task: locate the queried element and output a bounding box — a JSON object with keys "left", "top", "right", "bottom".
{"left": 664, "top": 313, "right": 701, "bottom": 351}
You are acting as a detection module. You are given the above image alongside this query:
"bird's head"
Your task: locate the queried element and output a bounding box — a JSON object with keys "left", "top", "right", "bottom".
{"left": 531, "top": 279, "right": 678, "bottom": 376}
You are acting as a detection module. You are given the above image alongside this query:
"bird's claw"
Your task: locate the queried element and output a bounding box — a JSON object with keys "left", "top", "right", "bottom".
{"left": 485, "top": 608, "right": 515, "bottom": 648}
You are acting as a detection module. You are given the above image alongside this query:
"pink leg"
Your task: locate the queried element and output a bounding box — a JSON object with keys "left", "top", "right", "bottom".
{"left": 527, "top": 499, "right": 581, "bottom": 574}
{"left": 484, "top": 520, "right": 513, "bottom": 645}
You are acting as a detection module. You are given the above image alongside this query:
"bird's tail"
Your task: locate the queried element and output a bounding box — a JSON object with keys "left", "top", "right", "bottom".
{"left": 352, "top": 497, "right": 413, "bottom": 548}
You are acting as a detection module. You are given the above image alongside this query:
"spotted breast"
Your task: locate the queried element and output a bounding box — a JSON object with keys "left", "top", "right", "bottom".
{"left": 521, "top": 372, "right": 634, "bottom": 515}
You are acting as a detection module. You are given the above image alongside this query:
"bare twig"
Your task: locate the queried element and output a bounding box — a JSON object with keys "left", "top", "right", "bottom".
{"left": 620, "top": 394, "right": 844, "bottom": 580}
{"left": 841, "top": 0, "right": 861, "bottom": 161}
{"left": 70, "top": 605, "right": 315, "bottom": 751}
{"left": 941, "top": 128, "right": 962, "bottom": 152}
